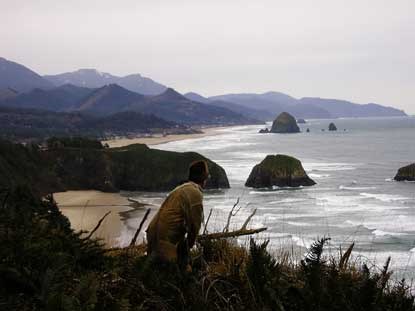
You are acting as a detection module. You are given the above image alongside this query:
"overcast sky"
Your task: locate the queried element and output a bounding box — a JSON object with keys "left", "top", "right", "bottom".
{"left": 1, "top": 0, "right": 414, "bottom": 113}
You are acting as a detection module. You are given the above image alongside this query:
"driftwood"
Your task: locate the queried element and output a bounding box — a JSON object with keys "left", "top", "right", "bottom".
{"left": 198, "top": 227, "right": 267, "bottom": 240}
{"left": 86, "top": 211, "right": 111, "bottom": 239}
{"left": 130, "top": 208, "right": 151, "bottom": 247}
{"left": 200, "top": 206, "right": 266, "bottom": 240}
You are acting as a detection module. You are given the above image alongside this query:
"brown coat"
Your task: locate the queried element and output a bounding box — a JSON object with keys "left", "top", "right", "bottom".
{"left": 146, "top": 182, "right": 204, "bottom": 262}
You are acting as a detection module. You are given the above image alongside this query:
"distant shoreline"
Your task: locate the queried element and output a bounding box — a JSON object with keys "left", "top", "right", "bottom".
{"left": 102, "top": 125, "right": 235, "bottom": 148}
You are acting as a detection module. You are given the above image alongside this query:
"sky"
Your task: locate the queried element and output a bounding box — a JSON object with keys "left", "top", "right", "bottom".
{"left": 1, "top": 0, "right": 414, "bottom": 113}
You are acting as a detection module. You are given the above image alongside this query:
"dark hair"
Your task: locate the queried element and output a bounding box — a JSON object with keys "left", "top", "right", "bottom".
{"left": 188, "top": 160, "right": 209, "bottom": 184}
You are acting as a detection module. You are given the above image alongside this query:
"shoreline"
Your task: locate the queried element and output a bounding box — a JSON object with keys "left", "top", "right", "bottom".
{"left": 103, "top": 125, "right": 233, "bottom": 148}
{"left": 54, "top": 190, "right": 154, "bottom": 247}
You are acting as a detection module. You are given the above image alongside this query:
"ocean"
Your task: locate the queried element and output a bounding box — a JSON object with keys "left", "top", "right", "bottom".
{"left": 124, "top": 117, "right": 415, "bottom": 279}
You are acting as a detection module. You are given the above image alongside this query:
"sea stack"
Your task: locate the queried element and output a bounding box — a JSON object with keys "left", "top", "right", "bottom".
{"left": 329, "top": 122, "right": 337, "bottom": 131}
{"left": 245, "top": 154, "right": 316, "bottom": 188}
{"left": 394, "top": 163, "right": 415, "bottom": 181}
{"left": 259, "top": 128, "right": 269, "bottom": 133}
{"left": 270, "top": 112, "right": 300, "bottom": 133}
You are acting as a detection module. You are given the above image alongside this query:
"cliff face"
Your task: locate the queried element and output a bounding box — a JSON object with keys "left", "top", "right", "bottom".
{"left": 245, "top": 154, "right": 315, "bottom": 188}
{"left": 270, "top": 112, "right": 300, "bottom": 133}
{"left": 394, "top": 163, "right": 415, "bottom": 181}
{"left": 0, "top": 139, "right": 229, "bottom": 195}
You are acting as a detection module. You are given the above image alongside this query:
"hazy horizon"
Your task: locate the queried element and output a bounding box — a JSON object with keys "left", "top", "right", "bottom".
{"left": 1, "top": 0, "right": 414, "bottom": 113}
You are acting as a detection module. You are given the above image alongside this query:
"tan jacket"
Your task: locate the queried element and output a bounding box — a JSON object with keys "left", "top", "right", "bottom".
{"left": 146, "top": 181, "right": 204, "bottom": 261}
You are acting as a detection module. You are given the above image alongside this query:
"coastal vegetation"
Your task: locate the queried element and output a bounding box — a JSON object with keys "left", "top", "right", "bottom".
{"left": 1, "top": 186, "right": 414, "bottom": 310}
{"left": 0, "top": 138, "right": 229, "bottom": 195}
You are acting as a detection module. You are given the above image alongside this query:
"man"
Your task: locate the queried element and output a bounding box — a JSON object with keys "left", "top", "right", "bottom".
{"left": 146, "top": 160, "right": 209, "bottom": 269}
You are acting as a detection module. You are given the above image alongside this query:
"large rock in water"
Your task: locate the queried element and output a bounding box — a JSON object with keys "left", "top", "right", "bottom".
{"left": 270, "top": 112, "right": 300, "bottom": 133}
{"left": 245, "top": 154, "right": 316, "bottom": 188}
{"left": 394, "top": 163, "right": 415, "bottom": 181}
{"left": 328, "top": 122, "right": 337, "bottom": 131}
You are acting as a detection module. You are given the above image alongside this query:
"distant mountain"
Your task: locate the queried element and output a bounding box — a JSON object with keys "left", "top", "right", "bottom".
{"left": 0, "top": 88, "right": 18, "bottom": 101}
{"left": 0, "top": 84, "right": 94, "bottom": 111}
{"left": 44, "top": 69, "right": 167, "bottom": 95}
{"left": 211, "top": 92, "right": 406, "bottom": 119}
{"left": 0, "top": 57, "right": 54, "bottom": 92}
{"left": 298, "top": 97, "right": 406, "bottom": 118}
{"left": 76, "top": 84, "right": 145, "bottom": 117}
{"left": 185, "top": 92, "right": 270, "bottom": 121}
{"left": 74, "top": 85, "right": 259, "bottom": 125}
{"left": 139, "top": 88, "right": 260, "bottom": 125}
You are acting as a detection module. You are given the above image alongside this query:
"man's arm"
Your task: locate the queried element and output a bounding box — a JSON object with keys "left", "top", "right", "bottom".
{"left": 186, "top": 203, "right": 203, "bottom": 248}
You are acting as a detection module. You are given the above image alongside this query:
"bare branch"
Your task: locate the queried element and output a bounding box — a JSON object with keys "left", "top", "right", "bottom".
{"left": 86, "top": 211, "right": 111, "bottom": 239}
{"left": 130, "top": 208, "right": 151, "bottom": 247}
{"left": 203, "top": 209, "right": 213, "bottom": 235}
{"left": 198, "top": 227, "right": 267, "bottom": 240}
{"left": 223, "top": 198, "right": 240, "bottom": 233}
{"left": 241, "top": 208, "right": 257, "bottom": 230}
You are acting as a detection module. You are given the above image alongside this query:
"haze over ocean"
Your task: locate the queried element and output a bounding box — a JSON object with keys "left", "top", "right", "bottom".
{"left": 121, "top": 117, "right": 415, "bottom": 279}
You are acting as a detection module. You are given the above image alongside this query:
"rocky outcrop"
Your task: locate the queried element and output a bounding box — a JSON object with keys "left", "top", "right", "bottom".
{"left": 394, "top": 163, "right": 415, "bottom": 182}
{"left": 0, "top": 138, "right": 230, "bottom": 195}
{"left": 109, "top": 144, "right": 229, "bottom": 191}
{"left": 259, "top": 128, "right": 269, "bottom": 133}
{"left": 297, "top": 118, "right": 306, "bottom": 124}
{"left": 329, "top": 123, "right": 337, "bottom": 131}
{"left": 245, "top": 154, "right": 316, "bottom": 188}
{"left": 270, "top": 112, "right": 300, "bottom": 133}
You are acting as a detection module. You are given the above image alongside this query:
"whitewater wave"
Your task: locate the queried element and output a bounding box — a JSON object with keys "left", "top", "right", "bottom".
{"left": 339, "top": 185, "right": 377, "bottom": 191}
{"left": 372, "top": 229, "right": 408, "bottom": 237}
{"left": 304, "top": 162, "right": 359, "bottom": 172}
{"left": 360, "top": 192, "right": 410, "bottom": 203}
{"left": 309, "top": 173, "right": 331, "bottom": 178}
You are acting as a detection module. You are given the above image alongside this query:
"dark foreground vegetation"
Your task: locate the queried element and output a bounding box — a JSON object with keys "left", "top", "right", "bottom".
{"left": 1, "top": 186, "right": 414, "bottom": 310}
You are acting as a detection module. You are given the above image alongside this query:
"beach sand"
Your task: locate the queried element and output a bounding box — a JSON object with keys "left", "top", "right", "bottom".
{"left": 103, "top": 126, "right": 229, "bottom": 148}
{"left": 54, "top": 190, "right": 153, "bottom": 247}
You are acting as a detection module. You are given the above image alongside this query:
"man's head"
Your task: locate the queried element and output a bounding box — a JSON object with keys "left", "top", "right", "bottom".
{"left": 188, "top": 160, "right": 210, "bottom": 187}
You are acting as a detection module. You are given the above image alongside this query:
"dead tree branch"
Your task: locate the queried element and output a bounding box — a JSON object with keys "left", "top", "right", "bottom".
{"left": 86, "top": 211, "right": 111, "bottom": 239}
{"left": 223, "top": 198, "right": 240, "bottom": 232}
{"left": 203, "top": 209, "right": 213, "bottom": 235}
{"left": 241, "top": 208, "right": 257, "bottom": 230}
{"left": 198, "top": 227, "right": 267, "bottom": 240}
{"left": 130, "top": 208, "right": 151, "bottom": 247}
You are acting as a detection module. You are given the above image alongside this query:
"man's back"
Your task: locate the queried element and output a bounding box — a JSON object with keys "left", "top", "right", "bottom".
{"left": 146, "top": 181, "right": 203, "bottom": 262}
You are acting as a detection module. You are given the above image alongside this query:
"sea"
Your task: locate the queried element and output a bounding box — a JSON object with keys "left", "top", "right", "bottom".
{"left": 123, "top": 117, "right": 415, "bottom": 279}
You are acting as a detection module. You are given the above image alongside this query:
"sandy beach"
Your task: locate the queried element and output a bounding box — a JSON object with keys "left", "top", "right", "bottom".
{"left": 54, "top": 190, "right": 153, "bottom": 247}
{"left": 103, "top": 126, "right": 230, "bottom": 148}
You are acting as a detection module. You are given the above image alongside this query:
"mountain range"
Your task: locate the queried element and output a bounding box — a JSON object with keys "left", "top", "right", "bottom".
{"left": 0, "top": 56, "right": 408, "bottom": 125}
{"left": 44, "top": 69, "right": 167, "bottom": 95}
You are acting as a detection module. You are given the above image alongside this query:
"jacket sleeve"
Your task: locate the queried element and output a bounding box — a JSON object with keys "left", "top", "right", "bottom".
{"left": 183, "top": 190, "right": 204, "bottom": 248}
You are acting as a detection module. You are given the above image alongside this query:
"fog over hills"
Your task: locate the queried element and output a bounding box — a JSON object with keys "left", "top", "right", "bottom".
{"left": 44, "top": 69, "right": 167, "bottom": 95}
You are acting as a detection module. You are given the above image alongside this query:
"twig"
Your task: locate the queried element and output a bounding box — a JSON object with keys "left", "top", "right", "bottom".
{"left": 198, "top": 227, "right": 267, "bottom": 240}
{"left": 241, "top": 208, "right": 257, "bottom": 230}
{"left": 130, "top": 208, "right": 151, "bottom": 247}
{"left": 86, "top": 211, "right": 111, "bottom": 239}
{"left": 203, "top": 209, "right": 213, "bottom": 235}
{"left": 223, "top": 198, "right": 240, "bottom": 232}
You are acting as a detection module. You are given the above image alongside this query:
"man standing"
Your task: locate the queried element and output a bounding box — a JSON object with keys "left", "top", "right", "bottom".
{"left": 146, "top": 160, "right": 209, "bottom": 269}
